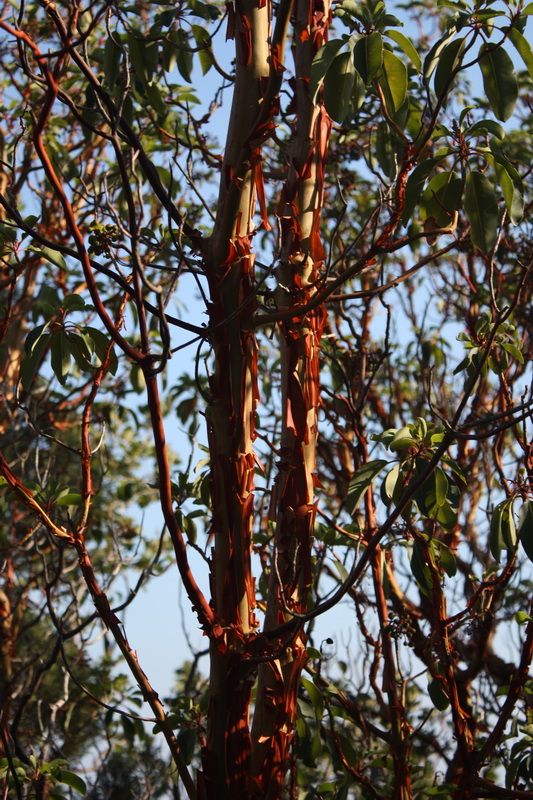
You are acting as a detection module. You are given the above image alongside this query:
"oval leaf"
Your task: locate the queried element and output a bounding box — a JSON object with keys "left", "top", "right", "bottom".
{"left": 434, "top": 37, "right": 465, "bottom": 98}
{"left": 380, "top": 50, "right": 408, "bottom": 113}
{"left": 385, "top": 30, "right": 421, "bottom": 72}
{"left": 463, "top": 171, "right": 498, "bottom": 252}
{"left": 323, "top": 50, "right": 356, "bottom": 123}
{"left": 518, "top": 500, "right": 533, "bottom": 563}
{"left": 478, "top": 43, "right": 518, "bottom": 122}
{"left": 353, "top": 31, "right": 383, "bottom": 85}
{"left": 346, "top": 459, "right": 388, "bottom": 515}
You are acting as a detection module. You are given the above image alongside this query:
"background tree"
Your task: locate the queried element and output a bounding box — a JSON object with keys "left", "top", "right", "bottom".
{"left": 0, "top": 0, "right": 532, "bottom": 797}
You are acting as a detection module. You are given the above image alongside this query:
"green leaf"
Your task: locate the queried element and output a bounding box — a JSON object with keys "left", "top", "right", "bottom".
{"left": 420, "top": 171, "right": 461, "bottom": 228}
{"left": 518, "top": 501, "right": 533, "bottom": 563}
{"left": 434, "top": 37, "right": 465, "bottom": 98}
{"left": 401, "top": 157, "right": 442, "bottom": 227}
{"left": 82, "top": 327, "right": 118, "bottom": 374}
{"left": 57, "top": 770, "right": 87, "bottom": 795}
{"left": 61, "top": 294, "right": 87, "bottom": 313}
{"left": 66, "top": 332, "right": 94, "bottom": 372}
{"left": 379, "top": 49, "right": 408, "bottom": 113}
{"left": 439, "top": 544, "right": 457, "bottom": 577}
{"left": 103, "top": 36, "right": 122, "bottom": 88}
{"left": 434, "top": 467, "right": 448, "bottom": 507}
{"left": 126, "top": 33, "right": 159, "bottom": 85}
{"left": 375, "top": 121, "right": 403, "bottom": 179}
{"left": 411, "top": 539, "right": 432, "bottom": 595}
{"left": 310, "top": 40, "right": 345, "bottom": 104}
{"left": 50, "top": 333, "right": 72, "bottom": 385}
{"left": 463, "top": 172, "right": 499, "bottom": 252}
{"left": 381, "top": 462, "right": 402, "bottom": 506}
{"left": 466, "top": 119, "right": 505, "bottom": 140}
{"left": 324, "top": 49, "right": 356, "bottom": 123}
{"left": 486, "top": 152, "right": 525, "bottom": 225}
{"left": 508, "top": 27, "right": 533, "bottom": 82}
{"left": 428, "top": 677, "right": 450, "bottom": 711}
{"left": 478, "top": 43, "right": 518, "bottom": 122}
{"left": 490, "top": 500, "right": 506, "bottom": 561}
{"left": 502, "top": 499, "right": 517, "bottom": 550}
{"left": 56, "top": 492, "right": 83, "bottom": 507}
{"left": 301, "top": 677, "right": 324, "bottom": 721}
{"left": 389, "top": 426, "right": 417, "bottom": 452}
{"left": 385, "top": 30, "right": 421, "bottom": 71}
{"left": 192, "top": 25, "right": 212, "bottom": 76}
{"left": 353, "top": 31, "right": 383, "bottom": 84}
{"left": 423, "top": 29, "right": 457, "bottom": 82}
{"left": 25, "top": 322, "right": 51, "bottom": 356}
{"left": 175, "top": 29, "right": 194, "bottom": 83}
{"left": 20, "top": 334, "right": 50, "bottom": 392}
{"left": 162, "top": 37, "right": 178, "bottom": 73}
{"left": 27, "top": 245, "right": 67, "bottom": 271}
{"left": 501, "top": 342, "right": 524, "bottom": 363}
{"left": 346, "top": 459, "right": 388, "bottom": 515}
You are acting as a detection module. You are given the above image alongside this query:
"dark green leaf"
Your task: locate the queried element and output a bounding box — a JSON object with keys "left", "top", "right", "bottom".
{"left": 478, "top": 43, "right": 518, "bottom": 122}
{"left": 346, "top": 459, "right": 388, "bottom": 515}
{"left": 463, "top": 171, "right": 498, "bottom": 252}
{"left": 420, "top": 171, "right": 461, "bottom": 228}
{"left": 20, "top": 334, "right": 50, "bottom": 392}
{"left": 50, "top": 333, "right": 72, "bottom": 385}
{"left": 310, "top": 40, "right": 345, "bottom": 104}
{"left": 353, "top": 31, "right": 383, "bottom": 84}
{"left": 57, "top": 770, "right": 86, "bottom": 795}
{"left": 490, "top": 501, "right": 506, "bottom": 561}
{"left": 439, "top": 544, "right": 457, "bottom": 577}
{"left": 375, "top": 121, "right": 403, "bottom": 179}
{"left": 428, "top": 678, "right": 450, "bottom": 711}
{"left": 62, "top": 294, "right": 87, "bottom": 313}
{"left": 518, "top": 501, "right": 533, "bottom": 563}
{"left": 177, "top": 729, "right": 197, "bottom": 765}
{"left": 401, "top": 157, "right": 442, "bottom": 227}
{"left": 324, "top": 50, "right": 356, "bottom": 122}
{"left": 490, "top": 156, "right": 524, "bottom": 225}
{"left": 25, "top": 322, "right": 50, "bottom": 356}
{"left": 103, "top": 37, "right": 122, "bottom": 87}
{"left": 434, "top": 37, "right": 465, "bottom": 98}
{"left": 423, "top": 29, "right": 458, "bottom": 81}
{"left": 410, "top": 539, "right": 432, "bottom": 594}
{"left": 508, "top": 27, "right": 533, "bottom": 82}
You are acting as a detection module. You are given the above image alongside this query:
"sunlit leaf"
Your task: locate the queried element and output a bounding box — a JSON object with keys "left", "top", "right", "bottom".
{"left": 385, "top": 30, "right": 421, "bottom": 71}
{"left": 379, "top": 49, "right": 408, "bottom": 113}
{"left": 353, "top": 31, "right": 383, "bottom": 84}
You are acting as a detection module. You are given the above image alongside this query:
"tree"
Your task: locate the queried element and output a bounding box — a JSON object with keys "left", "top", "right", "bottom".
{"left": 0, "top": 0, "right": 532, "bottom": 796}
